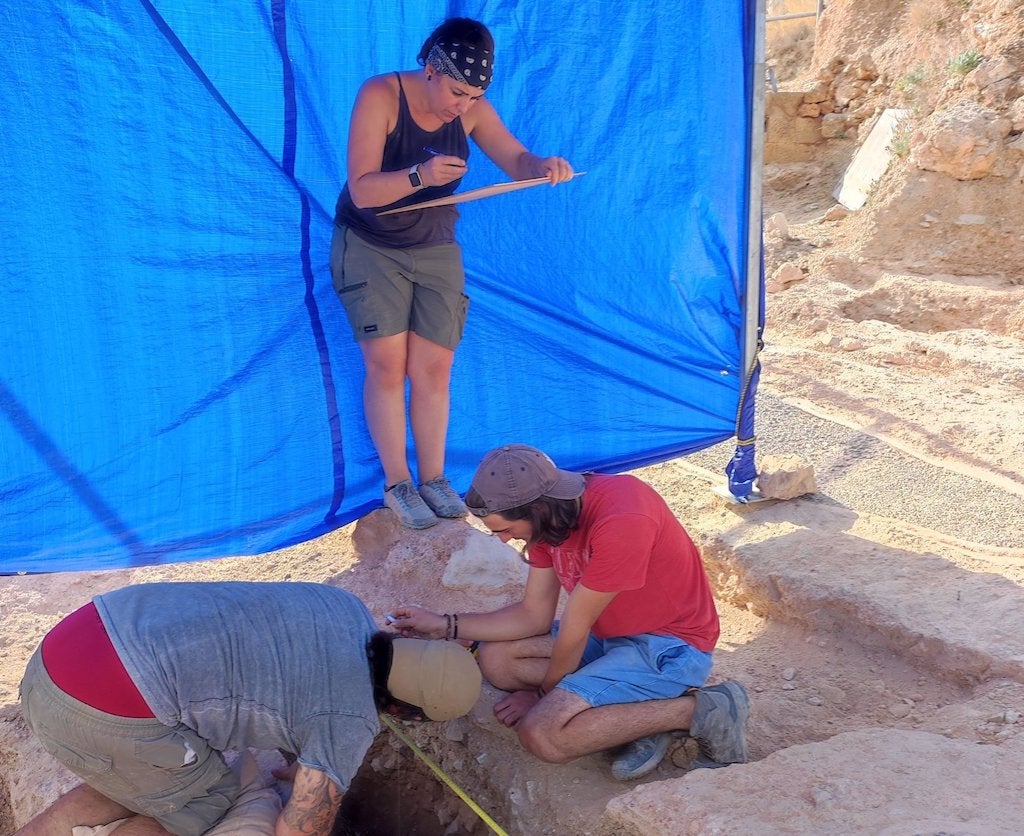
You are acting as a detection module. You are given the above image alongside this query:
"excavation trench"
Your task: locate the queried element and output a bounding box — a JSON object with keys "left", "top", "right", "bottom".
{"left": 0, "top": 587, "right": 1014, "bottom": 836}
{"left": 336, "top": 732, "right": 491, "bottom": 836}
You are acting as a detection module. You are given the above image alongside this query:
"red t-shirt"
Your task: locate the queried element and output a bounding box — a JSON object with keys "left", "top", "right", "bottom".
{"left": 40, "top": 601, "right": 155, "bottom": 717}
{"left": 528, "top": 474, "right": 720, "bottom": 652}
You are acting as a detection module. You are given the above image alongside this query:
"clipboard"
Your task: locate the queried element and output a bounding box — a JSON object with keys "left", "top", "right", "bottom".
{"left": 377, "top": 171, "right": 586, "bottom": 216}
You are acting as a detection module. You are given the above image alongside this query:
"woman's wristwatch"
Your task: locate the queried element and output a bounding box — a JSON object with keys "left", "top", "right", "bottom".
{"left": 408, "top": 163, "right": 424, "bottom": 189}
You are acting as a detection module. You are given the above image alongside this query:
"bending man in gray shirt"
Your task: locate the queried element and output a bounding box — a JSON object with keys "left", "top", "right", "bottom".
{"left": 16, "top": 581, "right": 481, "bottom": 835}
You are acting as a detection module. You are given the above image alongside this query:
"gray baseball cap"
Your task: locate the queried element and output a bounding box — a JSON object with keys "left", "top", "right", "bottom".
{"left": 467, "top": 444, "right": 586, "bottom": 516}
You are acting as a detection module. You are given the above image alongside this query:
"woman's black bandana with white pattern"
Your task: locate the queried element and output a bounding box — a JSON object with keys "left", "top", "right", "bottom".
{"left": 428, "top": 41, "right": 493, "bottom": 90}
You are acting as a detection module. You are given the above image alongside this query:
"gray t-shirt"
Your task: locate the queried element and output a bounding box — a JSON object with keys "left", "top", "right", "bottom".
{"left": 96, "top": 581, "right": 380, "bottom": 791}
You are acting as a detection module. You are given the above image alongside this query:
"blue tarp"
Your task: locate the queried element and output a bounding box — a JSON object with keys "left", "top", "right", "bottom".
{"left": 0, "top": 1, "right": 760, "bottom": 573}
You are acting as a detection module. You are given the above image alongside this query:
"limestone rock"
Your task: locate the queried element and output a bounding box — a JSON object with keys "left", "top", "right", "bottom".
{"left": 767, "top": 263, "right": 805, "bottom": 293}
{"left": 821, "top": 112, "right": 851, "bottom": 139}
{"left": 774, "top": 263, "right": 804, "bottom": 285}
{"left": 802, "top": 80, "right": 831, "bottom": 104}
{"left": 1009, "top": 96, "right": 1024, "bottom": 132}
{"left": 600, "top": 730, "right": 1024, "bottom": 836}
{"left": 910, "top": 101, "right": 1013, "bottom": 180}
{"left": 442, "top": 535, "right": 528, "bottom": 592}
{"left": 757, "top": 455, "right": 817, "bottom": 500}
{"left": 967, "top": 56, "right": 1019, "bottom": 89}
{"left": 765, "top": 212, "right": 790, "bottom": 239}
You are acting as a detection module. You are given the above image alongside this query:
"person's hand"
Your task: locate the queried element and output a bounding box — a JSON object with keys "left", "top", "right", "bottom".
{"left": 421, "top": 154, "right": 467, "bottom": 187}
{"left": 493, "top": 689, "right": 541, "bottom": 727}
{"left": 387, "top": 605, "right": 447, "bottom": 640}
{"left": 535, "top": 155, "right": 574, "bottom": 185}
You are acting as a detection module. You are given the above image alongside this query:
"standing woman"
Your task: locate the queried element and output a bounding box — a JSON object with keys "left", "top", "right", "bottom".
{"left": 331, "top": 17, "right": 574, "bottom": 529}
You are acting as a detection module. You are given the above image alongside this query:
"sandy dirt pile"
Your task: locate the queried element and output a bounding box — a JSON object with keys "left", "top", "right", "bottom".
{"left": 3, "top": 1, "right": 1024, "bottom": 833}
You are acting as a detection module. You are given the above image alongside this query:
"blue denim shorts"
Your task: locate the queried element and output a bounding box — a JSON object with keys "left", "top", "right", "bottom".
{"left": 552, "top": 623, "right": 713, "bottom": 707}
{"left": 20, "top": 648, "right": 238, "bottom": 835}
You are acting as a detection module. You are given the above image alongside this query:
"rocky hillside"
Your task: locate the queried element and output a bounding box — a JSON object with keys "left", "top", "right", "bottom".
{"left": 768, "top": 0, "right": 1023, "bottom": 278}
{"left": 760, "top": 0, "right": 1024, "bottom": 491}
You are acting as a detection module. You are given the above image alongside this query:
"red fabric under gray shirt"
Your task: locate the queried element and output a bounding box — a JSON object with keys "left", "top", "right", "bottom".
{"left": 41, "top": 601, "right": 155, "bottom": 717}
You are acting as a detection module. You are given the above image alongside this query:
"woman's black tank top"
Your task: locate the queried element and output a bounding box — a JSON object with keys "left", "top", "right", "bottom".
{"left": 334, "top": 73, "right": 470, "bottom": 249}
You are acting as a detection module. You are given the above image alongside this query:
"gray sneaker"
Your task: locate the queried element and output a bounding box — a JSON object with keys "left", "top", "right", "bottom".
{"left": 418, "top": 476, "right": 467, "bottom": 518}
{"left": 610, "top": 732, "right": 673, "bottom": 781}
{"left": 690, "top": 680, "right": 750, "bottom": 767}
{"left": 384, "top": 480, "right": 438, "bottom": 529}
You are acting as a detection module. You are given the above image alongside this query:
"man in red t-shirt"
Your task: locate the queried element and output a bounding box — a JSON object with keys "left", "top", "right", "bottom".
{"left": 390, "top": 444, "right": 750, "bottom": 780}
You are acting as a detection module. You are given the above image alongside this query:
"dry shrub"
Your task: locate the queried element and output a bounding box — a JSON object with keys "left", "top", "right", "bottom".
{"left": 908, "top": 0, "right": 962, "bottom": 33}
{"left": 767, "top": 22, "right": 816, "bottom": 82}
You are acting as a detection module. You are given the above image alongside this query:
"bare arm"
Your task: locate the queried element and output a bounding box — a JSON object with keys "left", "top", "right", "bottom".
{"left": 464, "top": 99, "right": 574, "bottom": 184}
{"left": 490, "top": 583, "right": 616, "bottom": 729}
{"left": 539, "top": 584, "right": 616, "bottom": 693}
{"left": 391, "top": 565, "right": 562, "bottom": 641}
{"left": 346, "top": 75, "right": 468, "bottom": 208}
{"left": 275, "top": 764, "right": 342, "bottom": 836}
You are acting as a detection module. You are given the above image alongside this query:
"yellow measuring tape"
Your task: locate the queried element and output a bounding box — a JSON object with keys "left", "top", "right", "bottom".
{"left": 379, "top": 713, "right": 509, "bottom": 836}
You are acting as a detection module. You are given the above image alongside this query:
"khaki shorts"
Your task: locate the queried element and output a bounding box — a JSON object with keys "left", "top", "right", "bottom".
{"left": 20, "top": 649, "right": 239, "bottom": 836}
{"left": 330, "top": 226, "right": 470, "bottom": 350}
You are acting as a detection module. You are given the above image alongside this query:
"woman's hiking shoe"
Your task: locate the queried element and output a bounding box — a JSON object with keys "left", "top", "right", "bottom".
{"left": 690, "top": 680, "right": 750, "bottom": 767}
{"left": 418, "top": 476, "right": 467, "bottom": 518}
{"left": 611, "top": 732, "right": 674, "bottom": 781}
{"left": 384, "top": 480, "right": 438, "bottom": 529}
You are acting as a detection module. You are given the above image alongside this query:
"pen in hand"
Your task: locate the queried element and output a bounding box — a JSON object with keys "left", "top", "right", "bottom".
{"left": 423, "top": 146, "right": 466, "bottom": 167}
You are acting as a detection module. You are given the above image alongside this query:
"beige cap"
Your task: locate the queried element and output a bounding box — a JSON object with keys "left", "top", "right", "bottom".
{"left": 387, "top": 638, "right": 482, "bottom": 721}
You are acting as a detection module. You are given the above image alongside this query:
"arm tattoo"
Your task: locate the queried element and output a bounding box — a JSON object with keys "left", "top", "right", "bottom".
{"left": 280, "top": 765, "right": 343, "bottom": 835}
